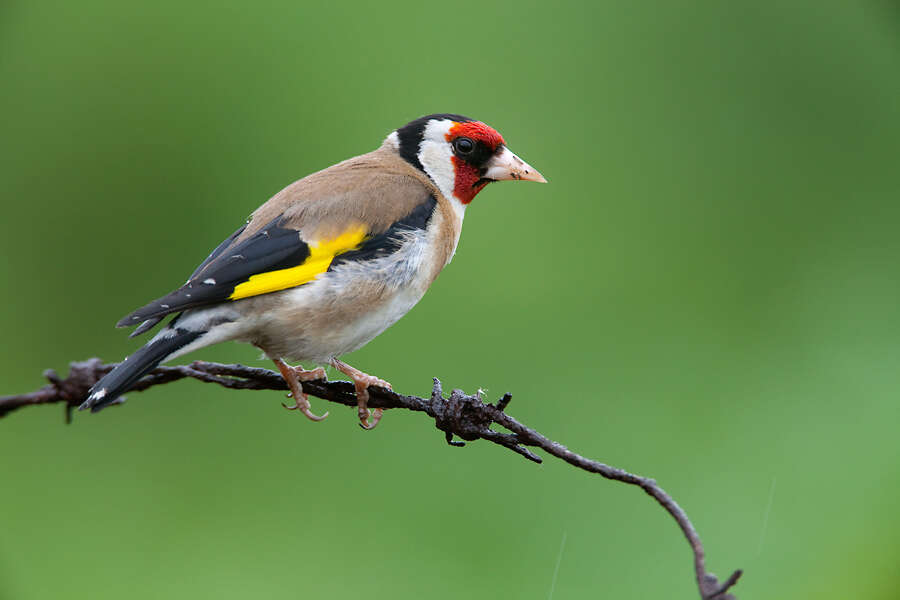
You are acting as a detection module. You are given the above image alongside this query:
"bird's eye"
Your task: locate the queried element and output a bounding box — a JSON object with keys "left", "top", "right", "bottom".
{"left": 454, "top": 137, "right": 475, "bottom": 155}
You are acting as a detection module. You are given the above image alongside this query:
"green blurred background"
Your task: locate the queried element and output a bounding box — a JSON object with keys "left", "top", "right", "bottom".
{"left": 2, "top": 1, "right": 899, "bottom": 598}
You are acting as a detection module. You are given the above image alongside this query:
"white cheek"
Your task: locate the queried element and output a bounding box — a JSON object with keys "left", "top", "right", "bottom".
{"left": 419, "top": 143, "right": 467, "bottom": 224}
{"left": 419, "top": 142, "right": 455, "bottom": 198}
{"left": 417, "top": 119, "right": 468, "bottom": 223}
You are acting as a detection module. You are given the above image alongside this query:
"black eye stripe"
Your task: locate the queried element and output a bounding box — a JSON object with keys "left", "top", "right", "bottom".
{"left": 459, "top": 141, "right": 498, "bottom": 170}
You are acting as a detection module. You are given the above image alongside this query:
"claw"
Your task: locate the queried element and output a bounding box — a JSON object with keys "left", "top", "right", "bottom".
{"left": 355, "top": 378, "right": 390, "bottom": 429}
{"left": 283, "top": 398, "right": 329, "bottom": 421}
{"left": 358, "top": 407, "right": 383, "bottom": 430}
{"left": 330, "top": 358, "right": 391, "bottom": 430}
{"left": 273, "top": 358, "right": 329, "bottom": 423}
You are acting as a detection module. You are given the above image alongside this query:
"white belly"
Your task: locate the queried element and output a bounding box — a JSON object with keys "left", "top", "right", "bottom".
{"left": 260, "top": 224, "right": 445, "bottom": 363}
{"left": 325, "top": 282, "right": 426, "bottom": 355}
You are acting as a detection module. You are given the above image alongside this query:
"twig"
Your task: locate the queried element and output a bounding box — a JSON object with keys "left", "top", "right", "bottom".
{"left": 0, "top": 358, "right": 742, "bottom": 599}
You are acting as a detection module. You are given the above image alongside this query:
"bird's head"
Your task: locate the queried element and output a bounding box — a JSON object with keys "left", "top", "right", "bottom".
{"left": 391, "top": 114, "right": 546, "bottom": 208}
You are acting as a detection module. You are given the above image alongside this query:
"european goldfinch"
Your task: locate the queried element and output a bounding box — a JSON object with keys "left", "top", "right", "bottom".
{"left": 80, "top": 114, "right": 546, "bottom": 428}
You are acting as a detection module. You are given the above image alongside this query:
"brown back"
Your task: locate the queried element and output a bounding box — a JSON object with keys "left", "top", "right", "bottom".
{"left": 241, "top": 141, "right": 441, "bottom": 243}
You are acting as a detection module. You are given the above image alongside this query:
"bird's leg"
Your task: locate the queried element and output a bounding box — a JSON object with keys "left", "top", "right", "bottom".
{"left": 329, "top": 358, "right": 391, "bottom": 430}
{"left": 273, "top": 358, "right": 328, "bottom": 422}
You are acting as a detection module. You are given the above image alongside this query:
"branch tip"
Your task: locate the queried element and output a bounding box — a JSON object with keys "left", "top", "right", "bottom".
{"left": 702, "top": 569, "right": 743, "bottom": 599}
{"left": 43, "top": 368, "right": 62, "bottom": 385}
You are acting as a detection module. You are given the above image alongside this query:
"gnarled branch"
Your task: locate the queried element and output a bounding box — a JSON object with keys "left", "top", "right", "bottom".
{"left": 0, "top": 358, "right": 742, "bottom": 599}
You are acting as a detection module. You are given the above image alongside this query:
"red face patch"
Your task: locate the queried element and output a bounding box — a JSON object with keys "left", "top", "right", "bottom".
{"left": 449, "top": 157, "right": 486, "bottom": 204}
{"left": 446, "top": 121, "right": 505, "bottom": 204}
{"left": 446, "top": 121, "right": 505, "bottom": 151}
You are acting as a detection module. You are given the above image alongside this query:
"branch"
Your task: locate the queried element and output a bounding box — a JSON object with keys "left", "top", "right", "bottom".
{"left": 1, "top": 358, "right": 742, "bottom": 599}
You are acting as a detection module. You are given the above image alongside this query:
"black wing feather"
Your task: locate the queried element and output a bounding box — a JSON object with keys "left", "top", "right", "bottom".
{"left": 127, "top": 223, "right": 249, "bottom": 336}
{"left": 117, "top": 216, "right": 310, "bottom": 328}
{"left": 329, "top": 195, "right": 437, "bottom": 268}
{"left": 118, "top": 194, "right": 438, "bottom": 331}
{"left": 189, "top": 223, "right": 247, "bottom": 279}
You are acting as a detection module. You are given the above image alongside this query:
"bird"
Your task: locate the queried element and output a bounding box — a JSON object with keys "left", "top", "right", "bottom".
{"left": 80, "top": 113, "right": 546, "bottom": 429}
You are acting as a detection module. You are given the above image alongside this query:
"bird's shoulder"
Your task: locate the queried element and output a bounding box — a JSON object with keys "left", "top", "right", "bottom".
{"left": 244, "top": 143, "right": 441, "bottom": 244}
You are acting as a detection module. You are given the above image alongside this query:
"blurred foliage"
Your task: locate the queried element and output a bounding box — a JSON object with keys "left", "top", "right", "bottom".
{"left": 2, "top": 1, "right": 899, "bottom": 598}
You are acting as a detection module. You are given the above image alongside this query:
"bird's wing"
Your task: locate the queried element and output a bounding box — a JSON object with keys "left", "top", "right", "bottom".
{"left": 118, "top": 156, "right": 439, "bottom": 333}
{"left": 124, "top": 222, "right": 250, "bottom": 336}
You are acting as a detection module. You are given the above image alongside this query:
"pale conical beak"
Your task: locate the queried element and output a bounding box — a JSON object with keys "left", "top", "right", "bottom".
{"left": 482, "top": 146, "right": 547, "bottom": 183}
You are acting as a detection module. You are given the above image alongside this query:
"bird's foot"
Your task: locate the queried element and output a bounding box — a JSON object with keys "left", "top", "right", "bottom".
{"left": 353, "top": 374, "right": 390, "bottom": 430}
{"left": 274, "top": 358, "right": 329, "bottom": 422}
{"left": 330, "top": 358, "right": 391, "bottom": 430}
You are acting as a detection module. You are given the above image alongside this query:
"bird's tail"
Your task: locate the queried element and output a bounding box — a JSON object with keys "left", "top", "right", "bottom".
{"left": 79, "top": 326, "right": 204, "bottom": 413}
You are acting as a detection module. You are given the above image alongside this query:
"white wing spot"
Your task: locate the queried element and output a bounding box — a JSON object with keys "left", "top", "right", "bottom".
{"left": 161, "top": 304, "right": 170, "bottom": 309}
{"left": 92, "top": 388, "right": 107, "bottom": 400}
{"left": 203, "top": 278, "right": 216, "bottom": 285}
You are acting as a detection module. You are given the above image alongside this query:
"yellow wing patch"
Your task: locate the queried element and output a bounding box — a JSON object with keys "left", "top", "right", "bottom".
{"left": 228, "top": 225, "right": 367, "bottom": 300}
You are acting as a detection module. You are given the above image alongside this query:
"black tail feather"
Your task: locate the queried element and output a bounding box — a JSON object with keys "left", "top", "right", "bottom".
{"left": 129, "top": 316, "right": 164, "bottom": 338}
{"left": 80, "top": 328, "right": 203, "bottom": 413}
